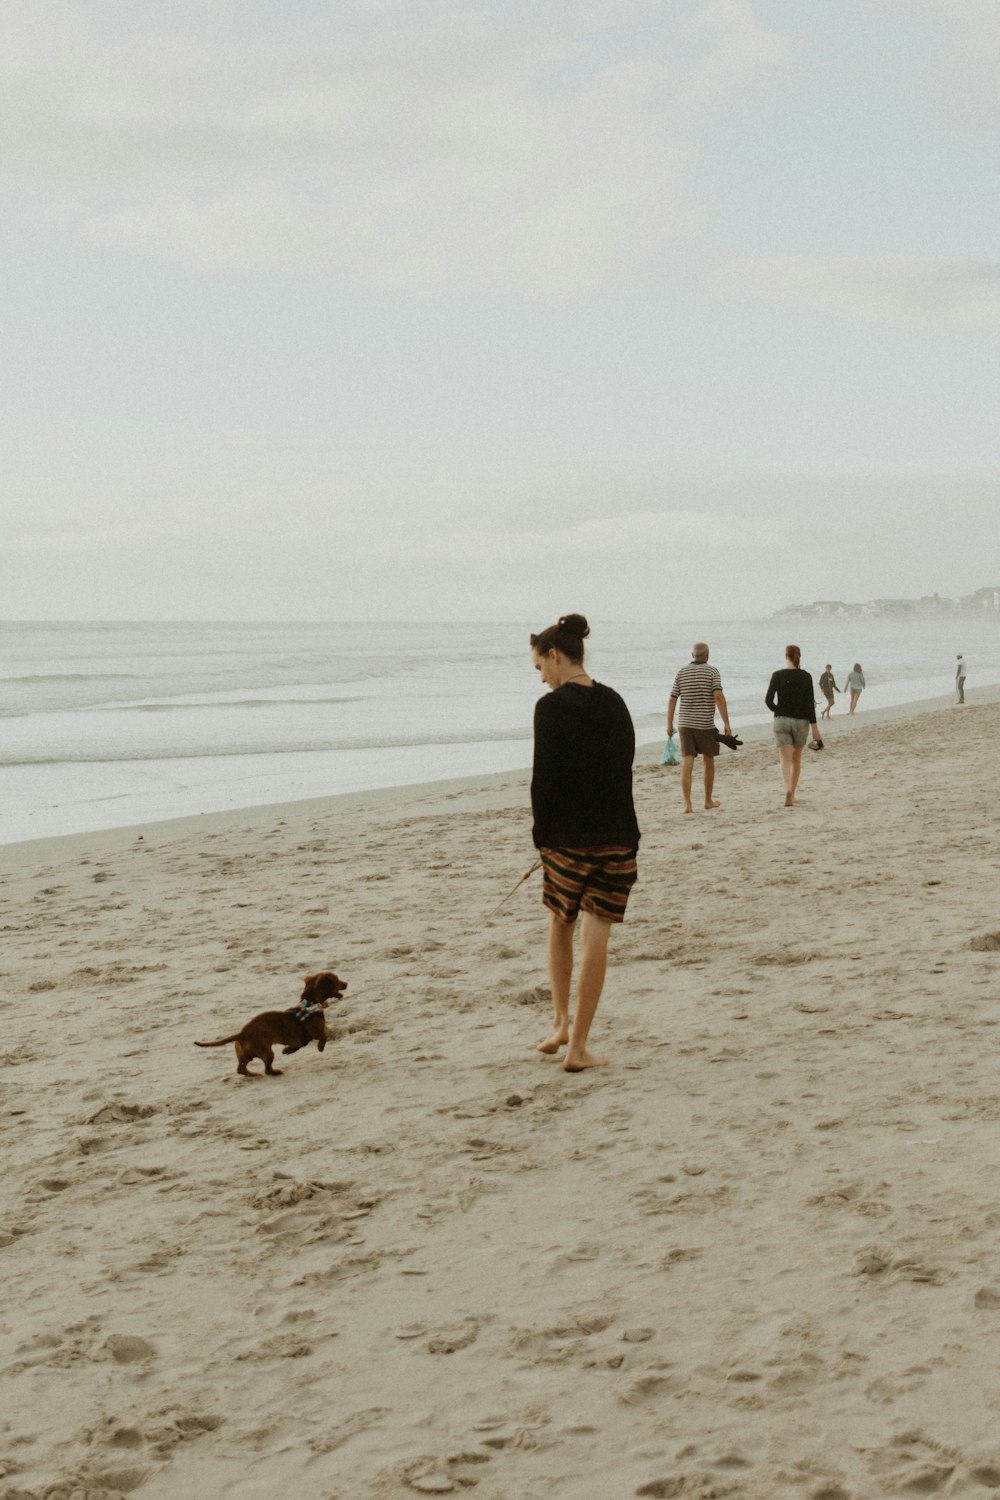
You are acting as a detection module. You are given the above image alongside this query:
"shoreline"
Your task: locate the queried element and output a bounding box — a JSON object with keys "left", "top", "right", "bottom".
{"left": 2, "top": 683, "right": 994, "bottom": 868}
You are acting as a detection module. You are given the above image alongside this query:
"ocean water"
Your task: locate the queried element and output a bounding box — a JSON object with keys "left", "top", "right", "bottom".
{"left": 2, "top": 616, "right": 998, "bottom": 845}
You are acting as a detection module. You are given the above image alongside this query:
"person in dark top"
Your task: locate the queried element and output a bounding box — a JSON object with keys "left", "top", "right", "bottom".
{"left": 529, "top": 613, "right": 639, "bottom": 1072}
{"left": 818, "top": 663, "right": 839, "bottom": 719}
{"left": 765, "top": 644, "right": 822, "bottom": 808}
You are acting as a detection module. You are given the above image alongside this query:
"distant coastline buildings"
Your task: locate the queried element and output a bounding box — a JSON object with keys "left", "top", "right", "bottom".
{"left": 775, "top": 587, "right": 1000, "bottom": 620}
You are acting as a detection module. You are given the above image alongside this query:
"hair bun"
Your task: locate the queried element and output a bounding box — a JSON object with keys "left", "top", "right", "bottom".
{"left": 559, "top": 613, "right": 590, "bottom": 639}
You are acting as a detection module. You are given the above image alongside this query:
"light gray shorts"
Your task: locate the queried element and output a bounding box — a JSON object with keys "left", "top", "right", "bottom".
{"left": 772, "top": 715, "right": 809, "bottom": 748}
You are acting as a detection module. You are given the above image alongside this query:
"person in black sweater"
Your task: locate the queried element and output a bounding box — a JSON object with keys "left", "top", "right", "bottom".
{"left": 818, "top": 663, "right": 840, "bottom": 720}
{"left": 529, "top": 613, "right": 639, "bottom": 1072}
{"left": 765, "top": 644, "right": 822, "bottom": 808}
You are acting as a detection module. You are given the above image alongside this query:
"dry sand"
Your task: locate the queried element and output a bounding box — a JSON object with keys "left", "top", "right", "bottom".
{"left": 3, "top": 693, "right": 1000, "bottom": 1500}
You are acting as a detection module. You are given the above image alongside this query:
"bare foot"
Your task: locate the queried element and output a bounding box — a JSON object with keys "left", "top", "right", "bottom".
{"left": 563, "top": 1048, "right": 608, "bottom": 1072}
{"left": 537, "top": 1028, "right": 569, "bottom": 1054}
{"left": 784, "top": 791, "right": 794, "bottom": 807}
{"left": 705, "top": 799, "right": 720, "bottom": 809}
{"left": 683, "top": 803, "right": 693, "bottom": 814}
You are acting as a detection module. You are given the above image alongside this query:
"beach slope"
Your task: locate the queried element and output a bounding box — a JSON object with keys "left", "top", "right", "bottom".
{"left": 3, "top": 697, "right": 1000, "bottom": 1498}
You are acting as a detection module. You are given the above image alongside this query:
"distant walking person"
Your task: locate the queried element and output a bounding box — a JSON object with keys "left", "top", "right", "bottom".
{"left": 666, "top": 642, "right": 733, "bottom": 814}
{"left": 956, "top": 653, "right": 967, "bottom": 704}
{"left": 530, "top": 613, "right": 640, "bottom": 1072}
{"left": 818, "top": 664, "right": 840, "bottom": 720}
{"left": 765, "top": 645, "right": 822, "bottom": 808}
{"left": 845, "top": 662, "right": 866, "bottom": 714}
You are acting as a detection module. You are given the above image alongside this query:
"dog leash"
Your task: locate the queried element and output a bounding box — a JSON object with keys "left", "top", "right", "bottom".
{"left": 486, "top": 859, "right": 542, "bottom": 919}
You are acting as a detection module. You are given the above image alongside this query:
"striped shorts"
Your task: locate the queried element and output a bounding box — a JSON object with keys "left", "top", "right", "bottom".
{"left": 539, "top": 845, "right": 638, "bottom": 924}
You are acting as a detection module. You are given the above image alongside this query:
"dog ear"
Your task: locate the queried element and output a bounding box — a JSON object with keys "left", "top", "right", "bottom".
{"left": 301, "top": 974, "right": 317, "bottom": 1000}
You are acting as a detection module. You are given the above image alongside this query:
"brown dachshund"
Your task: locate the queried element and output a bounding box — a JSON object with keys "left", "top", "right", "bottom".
{"left": 195, "top": 972, "right": 347, "bottom": 1076}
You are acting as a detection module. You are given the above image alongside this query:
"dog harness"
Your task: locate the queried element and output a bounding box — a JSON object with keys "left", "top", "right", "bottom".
{"left": 285, "top": 1001, "right": 325, "bottom": 1025}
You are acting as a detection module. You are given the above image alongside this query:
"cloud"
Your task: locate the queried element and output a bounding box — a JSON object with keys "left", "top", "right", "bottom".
{"left": 677, "top": 0, "right": 789, "bottom": 108}
{"left": 707, "top": 256, "right": 1000, "bottom": 333}
{"left": 863, "top": 0, "right": 1000, "bottom": 133}
{"left": 0, "top": 1, "right": 796, "bottom": 295}
{"left": 914, "top": 0, "right": 1000, "bottom": 133}
{"left": 2, "top": 424, "right": 996, "bottom": 619}
{"left": 4, "top": 521, "right": 160, "bottom": 553}
{"left": 7, "top": 425, "right": 985, "bottom": 566}
{"left": 351, "top": 504, "right": 786, "bottom": 570}
{"left": 0, "top": 5, "right": 707, "bottom": 295}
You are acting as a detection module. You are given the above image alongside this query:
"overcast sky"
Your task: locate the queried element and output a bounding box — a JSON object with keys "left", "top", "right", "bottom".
{"left": 2, "top": 0, "right": 998, "bottom": 622}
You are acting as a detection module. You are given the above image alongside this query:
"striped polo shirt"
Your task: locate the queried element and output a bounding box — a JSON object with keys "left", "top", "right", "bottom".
{"left": 670, "top": 661, "right": 721, "bottom": 729}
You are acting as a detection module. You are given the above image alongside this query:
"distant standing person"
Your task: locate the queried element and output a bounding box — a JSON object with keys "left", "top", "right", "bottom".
{"left": 765, "top": 645, "right": 822, "bottom": 808}
{"left": 956, "top": 653, "right": 967, "bottom": 704}
{"left": 666, "top": 642, "right": 733, "bottom": 814}
{"left": 529, "top": 613, "right": 640, "bottom": 1072}
{"left": 818, "top": 663, "right": 840, "bottom": 720}
{"left": 845, "top": 662, "right": 866, "bottom": 714}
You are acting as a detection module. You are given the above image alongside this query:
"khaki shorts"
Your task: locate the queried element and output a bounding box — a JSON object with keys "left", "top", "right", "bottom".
{"left": 678, "top": 727, "right": 719, "bottom": 758}
{"left": 772, "top": 715, "right": 809, "bottom": 747}
{"left": 539, "top": 845, "right": 638, "bottom": 924}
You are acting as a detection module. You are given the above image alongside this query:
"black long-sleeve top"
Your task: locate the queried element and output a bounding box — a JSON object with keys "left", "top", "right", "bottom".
{"left": 531, "top": 682, "right": 640, "bottom": 850}
{"left": 765, "top": 667, "right": 817, "bottom": 722}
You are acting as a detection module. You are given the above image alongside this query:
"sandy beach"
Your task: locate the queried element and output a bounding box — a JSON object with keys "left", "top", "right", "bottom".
{"left": 3, "top": 690, "right": 1000, "bottom": 1500}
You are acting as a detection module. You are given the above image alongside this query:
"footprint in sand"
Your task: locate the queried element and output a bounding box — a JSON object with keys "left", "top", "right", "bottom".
{"left": 634, "top": 1470, "right": 738, "bottom": 1497}
{"left": 864, "top": 1428, "right": 960, "bottom": 1493}
{"left": 294, "top": 1249, "right": 385, "bottom": 1287}
{"left": 865, "top": 1366, "right": 935, "bottom": 1403}
{"left": 425, "top": 1318, "right": 483, "bottom": 1355}
{"left": 248, "top": 1177, "right": 355, "bottom": 1210}
{"left": 61, "top": 1461, "right": 154, "bottom": 1494}
{"left": 100, "top": 1333, "right": 157, "bottom": 1365}
{"left": 616, "top": 1365, "right": 685, "bottom": 1404}
{"left": 1, "top": 1044, "right": 40, "bottom": 1067}
{"left": 548, "top": 1243, "right": 602, "bottom": 1272}
{"left": 854, "top": 1245, "right": 950, "bottom": 1286}
{"left": 305, "top": 1407, "right": 390, "bottom": 1456}
{"left": 471, "top": 1414, "right": 548, "bottom": 1451}
{"left": 398, "top": 1444, "right": 499, "bottom": 1494}
{"left": 507, "top": 1313, "right": 614, "bottom": 1366}
{"left": 85, "top": 1103, "right": 158, "bottom": 1126}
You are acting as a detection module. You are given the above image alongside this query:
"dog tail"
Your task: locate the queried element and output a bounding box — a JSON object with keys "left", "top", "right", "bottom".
{"left": 194, "top": 1034, "right": 242, "bottom": 1047}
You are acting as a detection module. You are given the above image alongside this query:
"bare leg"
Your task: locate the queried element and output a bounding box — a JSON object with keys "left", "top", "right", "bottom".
{"left": 778, "top": 742, "right": 795, "bottom": 804}
{"left": 680, "top": 755, "right": 695, "bottom": 813}
{"left": 787, "top": 744, "right": 804, "bottom": 803}
{"left": 849, "top": 691, "right": 859, "bottom": 714}
{"left": 703, "top": 756, "right": 719, "bottom": 809}
{"left": 538, "top": 911, "right": 573, "bottom": 1053}
{"left": 564, "top": 911, "right": 612, "bottom": 1071}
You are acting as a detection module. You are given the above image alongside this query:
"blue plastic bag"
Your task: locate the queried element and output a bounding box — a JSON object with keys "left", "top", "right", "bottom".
{"left": 660, "top": 733, "right": 680, "bottom": 767}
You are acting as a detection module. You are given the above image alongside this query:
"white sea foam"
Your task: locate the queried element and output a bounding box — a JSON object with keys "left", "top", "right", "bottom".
{"left": 2, "top": 617, "right": 998, "bottom": 843}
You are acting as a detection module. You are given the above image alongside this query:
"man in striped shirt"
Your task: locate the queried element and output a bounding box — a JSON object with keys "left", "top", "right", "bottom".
{"left": 666, "top": 642, "right": 733, "bottom": 813}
